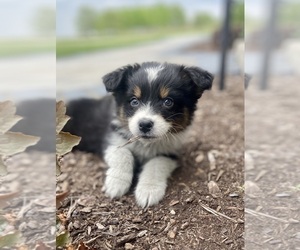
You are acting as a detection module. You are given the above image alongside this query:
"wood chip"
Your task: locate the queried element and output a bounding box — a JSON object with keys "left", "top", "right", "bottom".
{"left": 169, "top": 200, "right": 179, "bottom": 206}
{"left": 116, "top": 233, "right": 136, "bottom": 245}
{"left": 207, "top": 151, "right": 216, "bottom": 170}
{"left": 208, "top": 181, "right": 222, "bottom": 198}
{"left": 195, "top": 152, "right": 204, "bottom": 163}
{"left": 125, "top": 243, "right": 134, "bottom": 249}
{"left": 167, "top": 230, "right": 176, "bottom": 239}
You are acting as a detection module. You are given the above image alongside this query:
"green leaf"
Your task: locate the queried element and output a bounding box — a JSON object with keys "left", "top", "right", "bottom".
{"left": 56, "top": 231, "right": 70, "bottom": 247}
{"left": 56, "top": 132, "right": 81, "bottom": 156}
{"left": 56, "top": 101, "right": 70, "bottom": 134}
{"left": 0, "top": 101, "right": 22, "bottom": 134}
{"left": 0, "top": 232, "right": 20, "bottom": 248}
{"left": 0, "top": 157, "right": 7, "bottom": 176}
{"left": 0, "top": 132, "right": 40, "bottom": 156}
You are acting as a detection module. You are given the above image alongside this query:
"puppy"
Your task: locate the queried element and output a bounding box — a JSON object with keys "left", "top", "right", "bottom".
{"left": 65, "top": 62, "right": 213, "bottom": 207}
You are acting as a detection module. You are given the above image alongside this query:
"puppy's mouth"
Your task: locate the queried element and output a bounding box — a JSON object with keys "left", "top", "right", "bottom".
{"left": 140, "top": 135, "right": 157, "bottom": 139}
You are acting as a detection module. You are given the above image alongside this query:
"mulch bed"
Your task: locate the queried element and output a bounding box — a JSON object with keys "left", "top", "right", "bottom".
{"left": 56, "top": 75, "right": 244, "bottom": 250}
{"left": 245, "top": 76, "right": 300, "bottom": 249}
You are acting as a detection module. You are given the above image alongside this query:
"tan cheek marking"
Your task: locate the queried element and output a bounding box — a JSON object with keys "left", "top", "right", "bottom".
{"left": 160, "top": 87, "right": 169, "bottom": 99}
{"left": 171, "top": 108, "right": 190, "bottom": 133}
{"left": 118, "top": 106, "right": 128, "bottom": 125}
{"left": 133, "top": 86, "right": 141, "bottom": 98}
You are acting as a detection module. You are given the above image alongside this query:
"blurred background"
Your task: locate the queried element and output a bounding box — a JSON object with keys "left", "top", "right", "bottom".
{"left": 245, "top": 0, "right": 300, "bottom": 249}
{"left": 0, "top": 0, "right": 55, "bottom": 248}
{"left": 56, "top": 0, "right": 244, "bottom": 100}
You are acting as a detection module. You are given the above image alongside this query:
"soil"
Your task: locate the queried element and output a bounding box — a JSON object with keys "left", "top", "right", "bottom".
{"left": 245, "top": 76, "right": 300, "bottom": 249}
{"left": 56, "top": 75, "right": 244, "bottom": 250}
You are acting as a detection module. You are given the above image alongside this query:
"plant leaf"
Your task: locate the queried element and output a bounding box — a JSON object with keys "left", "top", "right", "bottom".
{"left": 0, "top": 132, "right": 40, "bottom": 156}
{"left": 0, "top": 156, "right": 7, "bottom": 176}
{"left": 56, "top": 132, "right": 80, "bottom": 156}
{"left": 0, "top": 101, "right": 23, "bottom": 134}
{"left": 56, "top": 231, "right": 70, "bottom": 247}
{"left": 0, "top": 232, "right": 20, "bottom": 248}
{"left": 56, "top": 101, "right": 70, "bottom": 134}
{"left": 0, "top": 190, "right": 20, "bottom": 209}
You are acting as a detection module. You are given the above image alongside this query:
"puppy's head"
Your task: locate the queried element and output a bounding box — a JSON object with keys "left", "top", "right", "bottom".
{"left": 103, "top": 62, "right": 213, "bottom": 140}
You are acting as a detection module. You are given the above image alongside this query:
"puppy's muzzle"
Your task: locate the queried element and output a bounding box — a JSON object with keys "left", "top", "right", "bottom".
{"left": 138, "top": 119, "right": 154, "bottom": 133}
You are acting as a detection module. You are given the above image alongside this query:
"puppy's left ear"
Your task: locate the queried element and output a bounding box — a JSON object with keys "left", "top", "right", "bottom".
{"left": 183, "top": 66, "right": 214, "bottom": 94}
{"left": 102, "top": 64, "right": 141, "bottom": 92}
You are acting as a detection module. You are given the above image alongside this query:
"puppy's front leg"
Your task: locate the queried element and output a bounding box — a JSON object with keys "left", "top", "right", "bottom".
{"left": 103, "top": 146, "right": 134, "bottom": 198}
{"left": 135, "top": 156, "right": 177, "bottom": 207}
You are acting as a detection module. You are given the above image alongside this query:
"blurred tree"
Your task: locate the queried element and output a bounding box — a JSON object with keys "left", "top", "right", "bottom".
{"left": 231, "top": 0, "right": 244, "bottom": 29}
{"left": 76, "top": 6, "right": 98, "bottom": 36}
{"left": 33, "top": 7, "right": 55, "bottom": 36}
{"left": 193, "top": 12, "right": 217, "bottom": 28}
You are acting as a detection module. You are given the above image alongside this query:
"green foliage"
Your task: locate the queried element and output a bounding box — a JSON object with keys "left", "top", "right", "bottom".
{"left": 231, "top": 0, "right": 244, "bottom": 28}
{"left": 193, "top": 12, "right": 218, "bottom": 28}
{"left": 76, "top": 6, "right": 98, "bottom": 36}
{"left": 76, "top": 4, "right": 186, "bottom": 35}
{"left": 32, "top": 6, "right": 55, "bottom": 36}
{"left": 0, "top": 232, "right": 21, "bottom": 248}
{"left": 279, "top": 2, "right": 300, "bottom": 28}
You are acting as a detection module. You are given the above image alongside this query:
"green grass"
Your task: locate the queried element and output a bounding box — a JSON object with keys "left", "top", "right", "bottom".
{"left": 0, "top": 38, "right": 55, "bottom": 57}
{"left": 57, "top": 27, "right": 209, "bottom": 58}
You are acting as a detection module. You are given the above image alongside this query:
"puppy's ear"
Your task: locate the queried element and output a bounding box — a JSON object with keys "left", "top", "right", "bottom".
{"left": 183, "top": 66, "right": 214, "bottom": 94}
{"left": 102, "top": 64, "right": 140, "bottom": 92}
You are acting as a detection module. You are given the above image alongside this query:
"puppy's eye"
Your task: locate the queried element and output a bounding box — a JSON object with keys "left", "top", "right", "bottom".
{"left": 163, "top": 98, "right": 174, "bottom": 108}
{"left": 130, "top": 97, "right": 140, "bottom": 107}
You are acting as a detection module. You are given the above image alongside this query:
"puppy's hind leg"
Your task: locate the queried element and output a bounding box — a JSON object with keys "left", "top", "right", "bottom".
{"left": 135, "top": 156, "right": 177, "bottom": 208}
{"left": 103, "top": 146, "right": 135, "bottom": 199}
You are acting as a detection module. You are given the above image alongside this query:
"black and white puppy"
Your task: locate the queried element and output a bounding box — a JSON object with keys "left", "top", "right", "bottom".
{"left": 102, "top": 62, "right": 213, "bottom": 207}
{"left": 65, "top": 62, "right": 213, "bottom": 207}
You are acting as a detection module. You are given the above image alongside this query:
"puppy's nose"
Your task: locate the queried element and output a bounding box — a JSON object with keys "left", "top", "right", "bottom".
{"left": 139, "top": 119, "right": 154, "bottom": 133}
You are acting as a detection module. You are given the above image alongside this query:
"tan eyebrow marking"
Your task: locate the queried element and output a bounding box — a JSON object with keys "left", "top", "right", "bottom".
{"left": 133, "top": 86, "right": 141, "bottom": 98}
{"left": 160, "top": 87, "right": 169, "bottom": 99}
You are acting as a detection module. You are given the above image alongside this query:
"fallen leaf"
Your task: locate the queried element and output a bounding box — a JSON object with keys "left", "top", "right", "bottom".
{"left": 56, "top": 132, "right": 81, "bottom": 156}
{"left": 0, "top": 190, "right": 20, "bottom": 209}
{"left": 0, "top": 101, "right": 22, "bottom": 134}
{"left": 56, "top": 101, "right": 70, "bottom": 134}
{"left": 56, "top": 190, "right": 70, "bottom": 208}
{"left": 56, "top": 231, "right": 70, "bottom": 247}
{"left": 0, "top": 232, "right": 20, "bottom": 248}
{"left": 0, "top": 132, "right": 39, "bottom": 156}
{"left": 34, "top": 241, "right": 52, "bottom": 250}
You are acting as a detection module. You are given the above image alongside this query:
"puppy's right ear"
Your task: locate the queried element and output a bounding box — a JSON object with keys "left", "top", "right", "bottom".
{"left": 102, "top": 64, "right": 140, "bottom": 92}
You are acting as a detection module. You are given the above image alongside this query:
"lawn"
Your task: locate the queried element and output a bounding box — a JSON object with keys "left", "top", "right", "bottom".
{"left": 56, "top": 28, "right": 211, "bottom": 58}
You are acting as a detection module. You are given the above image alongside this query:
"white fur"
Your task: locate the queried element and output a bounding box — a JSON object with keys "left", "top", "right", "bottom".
{"left": 145, "top": 65, "right": 164, "bottom": 83}
{"left": 128, "top": 103, "right": 171, "bottom": 138}
{"left": 103, "top": 145, "right": 134, "bottom": 198}
{"left": 135, "top": 156, "right": 177, "bottom": 207}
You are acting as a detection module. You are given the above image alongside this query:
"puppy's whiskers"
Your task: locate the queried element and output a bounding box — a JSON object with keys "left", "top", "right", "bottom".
{"left": 117, "top": 135, "right": 141, "bottom": 148}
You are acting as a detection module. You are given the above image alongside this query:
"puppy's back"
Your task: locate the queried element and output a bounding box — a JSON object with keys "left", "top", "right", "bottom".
{"left": 63, "top": 95, "right": 115, "bottom": 157}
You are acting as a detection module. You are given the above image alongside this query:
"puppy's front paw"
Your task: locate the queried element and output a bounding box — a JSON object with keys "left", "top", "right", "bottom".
{"left": 103, "top": 171, "right": 132, "bottom": 199}
{"left": 135, "top": 182, "right": 167, "bottom": 208}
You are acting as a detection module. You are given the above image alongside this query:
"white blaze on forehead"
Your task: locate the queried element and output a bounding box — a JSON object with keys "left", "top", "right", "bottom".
{"left": 145, "top": 65, "right": 164, "bottom": 83}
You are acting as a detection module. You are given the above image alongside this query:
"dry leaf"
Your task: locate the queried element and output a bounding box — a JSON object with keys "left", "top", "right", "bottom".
{"left": 0, "top": 190, "right": 20, "bottom": 209}
{"left": 0, "top": 101, "right": 22, "bottom": 134}
{"left": 56, "top": 190, "right": 70, "bottom": 207}
{"left": 56, "top": 101, "right": 70, "bottom": 134}
{"left": 56, "top": 132, "right": 81, "bottom": 156}
{"left": 0, "top": 132, "right": 39, "bottom": 156}
{"left": 34, "top": 242, "right": 52, "bottom": 250}
{"left": 0, "top": 232, "right": 20, "bottom": 248}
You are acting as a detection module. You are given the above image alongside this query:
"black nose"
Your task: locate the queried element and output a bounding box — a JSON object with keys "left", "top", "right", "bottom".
{"left": 139, "top": 119, "right": 154, "bottom": 133}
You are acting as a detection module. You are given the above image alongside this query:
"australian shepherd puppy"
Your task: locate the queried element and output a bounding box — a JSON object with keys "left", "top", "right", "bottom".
{"left": 65, "top": 62, "right": 213, "bottom": 207}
